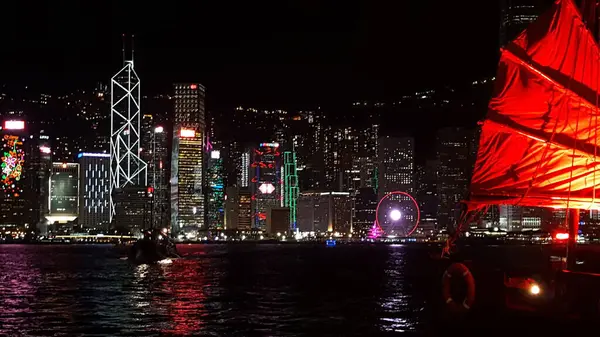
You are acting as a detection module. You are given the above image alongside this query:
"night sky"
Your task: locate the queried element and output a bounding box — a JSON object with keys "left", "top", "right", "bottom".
{"left": 0, "top": 0, "right": 500, "bottom": 107}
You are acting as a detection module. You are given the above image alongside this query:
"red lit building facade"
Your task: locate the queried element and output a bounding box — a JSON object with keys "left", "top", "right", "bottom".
{"left": 250, "top": 142, "right": 282, "bottom": 230}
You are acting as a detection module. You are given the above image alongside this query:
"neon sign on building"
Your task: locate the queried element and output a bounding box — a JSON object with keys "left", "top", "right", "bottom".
{"left": 259, "top": 142, "right": 279, "bottom": 148}
{"left": 180, "top": 129, "right": 196, "bottom": 138}
{"left": 1, "top": 135, "right": 25, "bottom": 195}
{"left": 3, "top": 120, "right": 25, "bottom": 130}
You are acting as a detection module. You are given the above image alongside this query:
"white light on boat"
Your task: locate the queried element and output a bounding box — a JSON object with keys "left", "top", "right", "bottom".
{"left": 529, "top": 284, "right": 541, "bottom": 296}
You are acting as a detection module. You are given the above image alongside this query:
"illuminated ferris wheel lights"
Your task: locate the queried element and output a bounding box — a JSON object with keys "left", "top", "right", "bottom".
{"left": 375, "top": 191, "right": 420, "bottom": 237}
{"left": 389, "top": 209, "right": 401, "bottom": 221}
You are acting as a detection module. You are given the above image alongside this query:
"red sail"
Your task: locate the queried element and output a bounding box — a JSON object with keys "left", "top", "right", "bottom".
{"left": 470, "top": 0, "right": 600, "bottom": 210}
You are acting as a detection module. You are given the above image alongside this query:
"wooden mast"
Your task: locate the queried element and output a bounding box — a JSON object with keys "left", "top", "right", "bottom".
{"left": 566, "top": 209, "right": 579, "bottom": 270}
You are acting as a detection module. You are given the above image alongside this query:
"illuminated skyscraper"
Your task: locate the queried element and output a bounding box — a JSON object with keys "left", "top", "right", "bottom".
{"left": 239, "top": 150, "right": 250, "bottom": 187}
{"left": 173, "top": 83, "right": 206, "bottom": 130}
{"left": 78, "top": 153, "right": 110, "bottom": 231}
{"left": 436, "top": 128, "right": 475, "bottom": 229}
{"left": 171, "top": 83, "right": 206, "bottom": 235}
{"left": 109, "top": 49, "right": 147, "bottom": 222}
{"left": 47, "top": 162, "right": 80, "bottom": 225}
{"left": 0, "top": 120, "right": 27, "bottom": 227}
{"left": 27, "top": 132, "right": 52, "bottom": 233}
{"left": 141, "top": 115, "right": 169, "bottom": 229}
{"left": 250, "top": 142, "right": 282, "bottom": 230}
{"left": 283, "top": 150, "right": 299, "bottom": 231}
{"left": 206, "top": 150, "right": 224, "bottom": 230}
{"left": 377, "top": 136, "right": 415, "bottom": 235}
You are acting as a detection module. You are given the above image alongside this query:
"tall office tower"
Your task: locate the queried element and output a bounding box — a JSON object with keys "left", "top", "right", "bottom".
{"left": 250, "top": 142, "right": 282, "bottom": 230}
{"left": 358, "top": 157, "right": 377, "bottom": 189}
{"left": 320, "top": 192, "right": 352, "bottom": 233}
{"left": 46, "top": 163, "right": 80, "bottom": 230}
{"left": 323, "top": 126, "right": 359, "bottom": 191}
{"left": 436, "top": 127, "right": 475, "bottom": 230}
{"left": 415, "top": 160, "right": 439, "bottom": 234}
{"left": 151, "top": 125, "right": 169, "bottom": 229}
{"left": 353, "top": 187, "right": 378, "bottom": 236}
{"left": 171, "top": 83, "right": 206, "bottom": 234}
{"left": 297, "top": 192, "right": 322, "bottom": 232}
{"left": 0, "top": 120, "right": 27, "bottom": 228}
{"left": 141, "top": 114, "right": 154, "bottom": 156}
{"left": 78, "top": 153, "right": 110, "bottom": 232}
{"left": 206, "top": 150, "right": 225, "bottom": 230}
{"left": 296, "top": 110, "right": 327, "bottom": 191}
{"left": 112, "top": 186, "right": 153, "bottom": 232}
{"left": 140, "top": 115, "right": 169, "bottom": 229}
{"left": 283, "top": 150, "right": 299, "bottom": 231}
{"left": 109, "top": 51, "right": 147, "bottom": 223}
{"left": 377, "top": 136, "right": 416, "bottom": 235}
{"left": 27, "top": 133, "right": 53, "bottom": 234}
{"left": 239, "top": 149, "right": 251, "bottom": 187}
{"left": 173, "top": 83, "right": 206, "bottom": 130}
{"left": 499, "top": 0, "right": 550, "bottom": 46}
{"left": 224, "top": 186, "right": 252, "bottom": 230}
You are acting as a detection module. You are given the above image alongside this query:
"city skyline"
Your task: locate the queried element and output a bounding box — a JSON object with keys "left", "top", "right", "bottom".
{"left": 1, "top": 2, "right": 599, "bottom": 333}
{"left": 0, "top": 0, "right": 575, "bottom": 239}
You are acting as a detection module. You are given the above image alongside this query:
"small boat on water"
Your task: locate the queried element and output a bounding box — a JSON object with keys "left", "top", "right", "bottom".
{"left": 325, "top": 239, "right": 336, "bottom": 247}
{"left": 128, "top": 228, "right": 180, "bottom": 265}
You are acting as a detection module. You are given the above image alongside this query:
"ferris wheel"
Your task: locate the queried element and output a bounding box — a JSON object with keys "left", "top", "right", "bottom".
{"left": 372, "top": 191, "right": 420, "bottom": 238}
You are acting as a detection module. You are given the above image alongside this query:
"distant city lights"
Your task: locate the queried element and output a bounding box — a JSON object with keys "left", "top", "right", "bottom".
{"left": 39, "top": 146, "right": 51, "bottom": 154}
{"left": 154, "top": 126, "right": 164, "bottom": 133}
{"left": 211, "top": 150, "right": 220, "bottom": 159}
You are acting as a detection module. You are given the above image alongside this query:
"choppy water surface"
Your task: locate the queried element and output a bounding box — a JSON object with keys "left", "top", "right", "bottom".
{"left": 0, "top": 244, "right": 585, "bottom": 336}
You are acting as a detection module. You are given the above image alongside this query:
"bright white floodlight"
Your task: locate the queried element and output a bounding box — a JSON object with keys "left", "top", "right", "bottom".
{"left": 389, "top": 209, "right": 401, "bottom": 221}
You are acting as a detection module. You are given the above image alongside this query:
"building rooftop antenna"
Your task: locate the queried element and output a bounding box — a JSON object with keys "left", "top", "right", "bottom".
{"left": 131, "top": 34, "right": 135, "bottom": 66}
{"left": 122, "top": 34, "right": 126, "bottom": 64}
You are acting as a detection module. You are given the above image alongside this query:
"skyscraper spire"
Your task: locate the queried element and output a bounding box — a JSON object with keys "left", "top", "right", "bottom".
{"left": 122, "top": 34, "right": 126, "bottom": 64}
{"left": 131, "top": 34, "right": 135, "bottom": 65}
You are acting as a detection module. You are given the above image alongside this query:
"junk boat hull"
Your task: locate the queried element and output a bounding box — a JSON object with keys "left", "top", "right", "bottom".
{"left": 128, "top": 229, "right": 180, "bottom": 265}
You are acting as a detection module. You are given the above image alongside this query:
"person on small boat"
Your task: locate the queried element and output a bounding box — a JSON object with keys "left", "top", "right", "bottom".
{"left": 157, "top": 229, "right": 180, "bottom": 258}
{"left": 129, "top": 229, "right": 180, "bottom": 264}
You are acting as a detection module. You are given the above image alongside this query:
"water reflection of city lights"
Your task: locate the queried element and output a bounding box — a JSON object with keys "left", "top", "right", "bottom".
{"left": 135, "top": 264, "right": 150, "bottom": 278}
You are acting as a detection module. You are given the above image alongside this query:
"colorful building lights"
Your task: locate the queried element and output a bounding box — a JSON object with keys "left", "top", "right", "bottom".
{"left": 0, "top": 135, "right": 25, "bottom": 193}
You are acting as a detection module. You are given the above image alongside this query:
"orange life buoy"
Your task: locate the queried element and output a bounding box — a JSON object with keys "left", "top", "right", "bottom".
{"left": 442, "top": 262, "right": 476, "bottom": 312}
